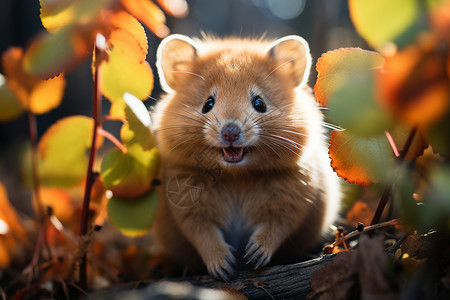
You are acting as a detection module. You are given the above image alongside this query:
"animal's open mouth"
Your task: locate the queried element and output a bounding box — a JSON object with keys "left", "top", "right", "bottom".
{"left": 222, "top": 147, "right": 248, "bottom": 163}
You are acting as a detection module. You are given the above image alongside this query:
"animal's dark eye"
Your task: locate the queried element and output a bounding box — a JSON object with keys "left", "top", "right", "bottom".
{"left": 202, "top": 96, "right": 215, "bottom": 114}
{"left": 251, "top": 96, "right": 267, "bottom": 113}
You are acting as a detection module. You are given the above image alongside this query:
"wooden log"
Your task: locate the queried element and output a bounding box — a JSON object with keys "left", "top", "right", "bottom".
{"left": 91, "top": 254, "right": 336, "bottom": 300}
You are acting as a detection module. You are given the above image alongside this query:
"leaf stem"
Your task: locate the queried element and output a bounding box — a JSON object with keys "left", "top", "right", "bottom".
{"left": 27, "top": 111, "right": 54, "bottom": 262}
{"left": 79, "top": 49, "right": 103, "bottom": 291}
{"left": 97, "top": 128, "right": 128, "bottom": 154}
{"left": 369, "top": 127, "right": 418, "bottom": 234}
{"left": 27, "top": 112, "right": 44, "bottom": 219}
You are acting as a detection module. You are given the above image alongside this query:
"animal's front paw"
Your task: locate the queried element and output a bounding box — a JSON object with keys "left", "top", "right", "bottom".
{"left": 204, "top": 246, "right": 237, "bottom": 281}
{"left": 245, "top": 235, "right": 273, "bottom": 269}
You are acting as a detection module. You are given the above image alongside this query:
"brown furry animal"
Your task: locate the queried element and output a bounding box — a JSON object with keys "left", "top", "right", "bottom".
{"left": 151, "top": 34, "right": 341, "bottom": 281}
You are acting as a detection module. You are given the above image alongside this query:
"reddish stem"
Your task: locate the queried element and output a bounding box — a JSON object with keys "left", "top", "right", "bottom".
{"left": 369, "top": 127, "right": 418, "bottom": 234}
{"left": 27, "top": 112, "right": 44, "bottom": 219}
{"left": 385, "top": 131, "right": 400, "bottom": 157}
{"left": 27, "top": 112, "right": 53, "bottom": 263}
{"left": 98, "top": 128, "right": 128, "bottom": 154}
{"left": 79, "top": 53, "right": 102, "bottom": 291}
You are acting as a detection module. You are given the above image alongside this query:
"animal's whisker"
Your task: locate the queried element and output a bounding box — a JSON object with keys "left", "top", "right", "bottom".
{"left": 262, "top": 58, "right": 294, "bottom": 82}
{"left": 160, "top": 110, "right": 210, "bottom": 127}
{"left": 258, "top": 134, "right": 303, "bottom": 158}
{"left": 259, "top": 132, "right": 305, "bottom": 151}
{"left": 182, "top": 103, "right": 213, "bottom": 123}
{"left": 169, "top": 70, "right": 206, "bottom": 81}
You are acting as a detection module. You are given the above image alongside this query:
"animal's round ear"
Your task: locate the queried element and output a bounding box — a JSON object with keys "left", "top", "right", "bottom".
{"left": 267, "top": 35, "right": 312, "bottom": 87}
{"left": 156, "top": 34, "right": 199, "bottom": 93}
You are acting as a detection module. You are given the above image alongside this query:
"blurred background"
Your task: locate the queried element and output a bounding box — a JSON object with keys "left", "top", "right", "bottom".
{"left": 0, "top": 0, "right": 367, "bottom": 213}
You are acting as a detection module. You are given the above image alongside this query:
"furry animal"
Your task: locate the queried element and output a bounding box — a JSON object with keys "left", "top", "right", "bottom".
{"left": 151, "top": 34, "right": 341, "bottom": 281}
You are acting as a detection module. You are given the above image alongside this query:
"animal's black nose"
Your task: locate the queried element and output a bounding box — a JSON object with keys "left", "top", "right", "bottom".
{"left": 221, "top": 123, "right": 241, "bottom": 144}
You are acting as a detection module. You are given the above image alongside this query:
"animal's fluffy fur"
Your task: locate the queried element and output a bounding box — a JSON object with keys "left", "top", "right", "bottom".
{"left": 151, "top": 35, "right": 341, "bottom": 280}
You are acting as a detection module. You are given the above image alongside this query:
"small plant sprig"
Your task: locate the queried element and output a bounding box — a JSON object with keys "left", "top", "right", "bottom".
{"left": 0, "top": 0, "right": 187, "bottom": 292}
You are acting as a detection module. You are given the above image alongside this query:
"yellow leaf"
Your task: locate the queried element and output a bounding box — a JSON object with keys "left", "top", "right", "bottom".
{"left": 101, "top": 46, "right": 153, "bottom": 102}
{"left": 40, "top": 0, "right": 78, "bottom": 33}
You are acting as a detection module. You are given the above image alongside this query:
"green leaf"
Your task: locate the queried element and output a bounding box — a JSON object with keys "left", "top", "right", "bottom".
{"left": 349, "top": 0, "right": 427, "bottom": 51}
{"left": 329, "top": 130, "right": 393, "bottom": 185}
{"left": 399, "top": 164, "right": 450, "bottom": 233}
{"left": 123, "top": 92, "right": 155, "bottom": 149}
{"left": 107, "top": 188, "right": 158, "bottom": 237}
{"left": 314, "top": 48, "right": 384, "bottom": 107}
{"left": 327, "top": 71, "right": 394, "bottom": 136}
{"left": 23, "top": 27, "right": 90, "bottom": 78}
{"left": 426, "top": 108, "right": 450, "bottom": 157}
{"left": 0, "top": 74, "right": 24, "bottom": 122}
{"left": 100, "top": 144, "right": 159, "bottom": 198}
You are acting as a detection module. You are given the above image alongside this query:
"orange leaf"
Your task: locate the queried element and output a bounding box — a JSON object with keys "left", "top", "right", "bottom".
{"left": 110, "top": 11, "right": 148, "bottom": 62}
{"left": 36, "top": 188, "right": 74, "bottom": 224}
{"left": 346, "top": 200, "right": 374, "bottom": 228}
{"left": 329, "top": 125, "right": 427, "bottom": 185}
{"left": 314, "top": 48, "right": 384, "bottom": 107}
{"left": 110, "top": 29, "right": 147, "bottom": 63}
{"left": 1, "top": 47, "right": 66, "bottom": 114}
{"left": 329, "top": 130, "right": 392, "bottom": 185}
{"left": 120, "top": 0, "right": 169, "bottom": 38}
{"left": 377, "top": 35, "right": 449, "bottom": 127}
{"left": 0, "top": 182, "right": 27, "bottom": 243}
{"left": 430, "top": 0, "right": 450, "bottom": 41}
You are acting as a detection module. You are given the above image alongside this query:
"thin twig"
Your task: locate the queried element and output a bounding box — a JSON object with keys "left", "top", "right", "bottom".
{"left": 332, "top": 218, "right": 401, "bottom": 247}
{"left": 98, "top": 128, "right": 127, "bottom": 154}
{"left": 27, "top": 111, "right": 43, "bottom": 218}
{"left": 369, "top": 127, "right": 417, "bottom": 233}
{"left": 79, "top": 44, "right": 103, "bottom": 290}
{"left": 27, "top": 111, "right": 52, "bottom": 275}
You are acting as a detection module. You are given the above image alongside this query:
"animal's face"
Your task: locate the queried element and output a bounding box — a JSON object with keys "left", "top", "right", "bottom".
{"left": 154, "top": 35, "right": 312, "bottom": 172}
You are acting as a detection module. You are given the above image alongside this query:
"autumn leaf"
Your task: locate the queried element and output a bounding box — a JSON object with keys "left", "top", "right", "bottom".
{"left": 327, "top": 71, "right": 393, "bottom": 136}
{"left": 23, "top": 27, "right": 92, "bottom": 79}
{"left": 377, "top": 36, "right": 449, "bottom": 128}
{"left": 100, "top": 144, "right": 159, "bottom": 198}
{"left": 2, "top": 47, "right": 66, "bottom": 113}
{"left": 123, "top": 92, "right": 156, "bottom": 150}
{"left": 329, "top": 124, "right": 427, "bottom": 185}
{"left": 346, "top": 200, "right": 374, "bottom": 228}
{"left": 22, "top": 116, "right": 102, "bottom": 187}
{"left": 329, "top": 130, "right": 392, "bottom": 185}
{"left": 109, "top": 11, "right": 148, "bottom": 63}
{"left": 101, "top": 46, "right": 153, "bottom": 102}
{"left": 120, "top": 0, "right": 169, "bottom": 38}
{"left": 0, "top": 182, "right": 27, "bottom": 243}
{"left": 0, "top": 74, "right": 24, "bottom": 122}
{"left": 314, "top": 48, "right": 384, "bottom": 107}
{"left": 107, "top": 189, "right": 158, "bottom": 237}
{"left": 36, "top": 188, "right": 74, "bottom": 224}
